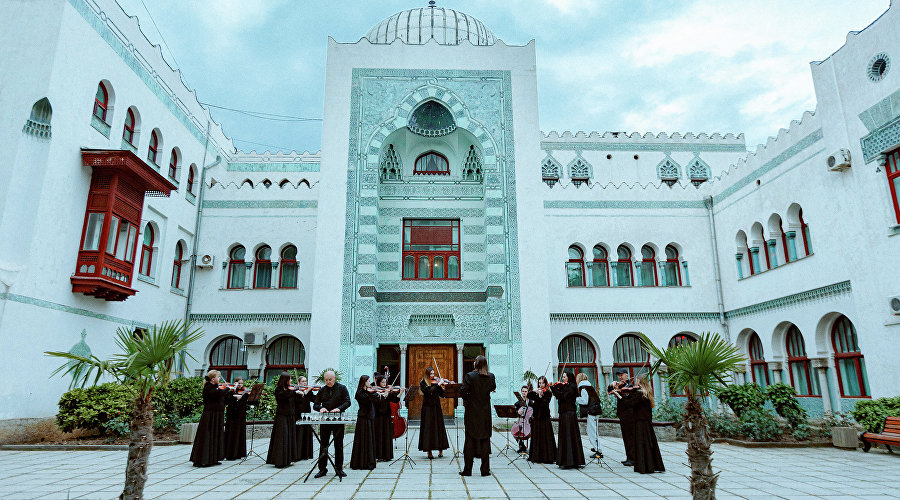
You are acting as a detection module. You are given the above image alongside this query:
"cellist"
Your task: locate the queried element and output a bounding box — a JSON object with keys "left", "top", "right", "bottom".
{"left": 513, "top": 384, "right": 532, "bottom": 453}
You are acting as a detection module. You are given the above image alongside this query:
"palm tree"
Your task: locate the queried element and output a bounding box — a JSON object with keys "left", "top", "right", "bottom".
{"left": 46, "top": 320, "right": 204, "bottom": 500}
{"left": 639, "top": 332, "right": 745, "bottom": 500}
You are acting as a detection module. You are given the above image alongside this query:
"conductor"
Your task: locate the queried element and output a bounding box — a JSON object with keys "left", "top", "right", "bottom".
{"left": 459, "top": 355, "right": 496, "bottom": 477}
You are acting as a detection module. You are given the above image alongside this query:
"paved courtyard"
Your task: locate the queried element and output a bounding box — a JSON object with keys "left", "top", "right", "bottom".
{"left": 0, "top": 427, "right": 897, "bottom": 499}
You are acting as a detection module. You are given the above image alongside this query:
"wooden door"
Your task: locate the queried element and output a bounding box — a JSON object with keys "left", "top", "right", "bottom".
{"left": 407, "top": 344, "right": 456, "bottom": 419}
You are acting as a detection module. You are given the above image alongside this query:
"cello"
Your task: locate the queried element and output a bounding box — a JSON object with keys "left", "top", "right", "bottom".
{"left": 386, "top": 372, "right": 407, "bottom": 439}
{"left": 510, "top": 401, "right": 533, "bottom": 441}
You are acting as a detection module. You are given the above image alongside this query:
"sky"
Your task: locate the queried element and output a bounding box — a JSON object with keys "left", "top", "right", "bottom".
{"left": 114, "top": 0, "right": 890, "bottom": 154}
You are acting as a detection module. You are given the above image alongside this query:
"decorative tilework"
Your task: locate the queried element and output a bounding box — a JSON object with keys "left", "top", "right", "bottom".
{"left": 374, "top": 279, "right": 486, "bottom": 291}
{"left": 367, "top": 289, "right": 498, "bottom": 303}
{"left": 377, "top": 261, "right": 399, "bottom": 272}
{"left": 464, "top": 261, "right": 486, "bottom": 272}
{"left": 201, "top": 200, "right": 317, "bottom": 209}
{"left": 858, "top": 87, "right": 900, "bottom": 133}
{"left": 724, "top": 280, "right": 851, "bottom": 319}
{"left": 463, "top": 225, "right": 485, "bottom": 235}
{"left": 541, "top": 142, "right": 746, "bottom": 153}
{"left": 486, "top": 234, "right": 505, "bottom": 244}
{"left": 226, "top": 162, "right": 320, "bottom": 172}
{"left": 379, "top": 207, "right": 484, "bottom": 217}
{"left": 550, "top": 312, "right": 719, "bottom": 322}
{"left": 861, "top": 114, "right": 900, "bottom": 163}
{"left": 544, "top": 200, "right": 706, "bottom": 209}
{"left": 464, "top": 243, "right": 485, "bottom": 253}
{"left": 378, "top": 225, "right": 400, "bottom": 235}
{"left": 3, "top": 292, "right": 148, "bottom": 328}
{"left": 189, "top": 312, "right": 311, "bottom": 323}
{"left": 485, "top": 216, "right": 503, "bottom": 226}
{"left": 377, "top": 243, "right": 399, "bottom": 253}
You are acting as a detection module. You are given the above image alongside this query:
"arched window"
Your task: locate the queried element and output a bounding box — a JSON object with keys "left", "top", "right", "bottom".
{"left": 542, "top": 157, "right": 560, "bottom": 187}
{"left": 748, "top": 332, "right": 769, "bottom": 388}
{"left": 613, "top": 334, "right": 649, "bottom": 379}
{"left": 23, "top": 98, "right": 52, "bottom": 138}
{"left": 380, "top": 144, "right": 401, "bottom": 181}
{"left": 418, "top": 255, "right": 429, "bottom": 278}
{"left": 566, "top": 246, "right": 585, "bottom": 287}
{"left": 187, "top": 165, "right": 196, "bottom": 195}
{"left": 171, "top": 241, "right": 184, "bottom": 289}
{"left": 279, "top": 245, "right": 298, "bottom": 288}
{"left": 615, "top": 245, "right": 633, "bottom": 286}
{"left": 832, "top": 315, "right": 869, "bottom": 397}
{"left": 402, "top": 255, "right": 415, "bottom": 278}
{"left": 139, "top": 224, "right": 154, "bottom": 277}
{"left": 254, "top": 246, "right": 272, "bottom": 289}
{"left": 591, "top": 245, "right": 609, "bottom": 287}
{"left": 413, "top": 151, "right": 450, "bottom": 175}
{"left": 123, "top": 108, "right": 136, "bottom": 145}
{"left": 433, "top": 255, "right": 445, "bottom": 279}
{"left": 227, "top": 246, "right": 246, "bottom": 289}
{"left": 168, "top": 149, "right": 179, "bottom": 180}
{"left": 448, "top": 256, "right": 460, "bottom": 279}
{"left": 886, "top": 149, "right": 900, "bottom": 224}
{"left": 657, "top": 158, "right": 680, "bottom": 186}
{"left": 668, "top": 333, "right": 697, "bottom": 395}
{"left": 799, "top": 209, "right": 811, "bottom": 256}
{"left": 147, "top": 130, "right": 160, "bottom": 165}
{"left": 265, "top": 336, "right": 306, "bottom": 383}
{"left": 93, "top": 82, "right": 109, "bottom": 123}
{"left": 557, "top": 334, "right": 597, "bottom": 385}
{"left": 209, "top": 336, "right": 248, "bottom": 383}
{"left": 640, "top": 245, "right": 657, "bottom": 287}
{"left": 462, "top": 145, "right": 483, "bottom": 181}
{"left": 664, "top": 245, "right": 681, "bottom": 286}
{"left": 786, "top": 325, "right": 819, "bottom": 396}
{"left": 569, "top": 158, "right": 590, "bottom": 187}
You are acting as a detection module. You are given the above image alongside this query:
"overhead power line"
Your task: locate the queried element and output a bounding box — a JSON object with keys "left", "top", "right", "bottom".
{"left": 231, "top": 138, "right": 307, "bottom": 152}
{"left": 200, "top": 102, "right": 323, "bottom": 122}
{"left": 137, "top": 0, "right": 182, "bottom": 70}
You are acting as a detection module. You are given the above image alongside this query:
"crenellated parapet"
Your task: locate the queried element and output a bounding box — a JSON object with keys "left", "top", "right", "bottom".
{"left": 541, "top": 130, "right": 746, "bottom": 152}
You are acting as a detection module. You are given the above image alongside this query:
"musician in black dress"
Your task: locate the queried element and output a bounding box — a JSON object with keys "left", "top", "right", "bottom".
{"left": 550, "top": 371, "right": 585, "bottom": 469}
{"left": 224, "top": 377, "right": 250, "bottom": 460}
{"left": 266, "top": 372, "right": 299, "bottom": 468}
{"left": 609, "top": 368, "right": 637, "bottom": 466}
{"left": 372, "top": 374, "right": 400, "bottom": 462}
{"left": 526, "top": 376, "right": 557, "bottom": 464}
{"left": 294, "top": 375, "right": 315, "bottom": 460}
{"left": 418, "top": 367, "right": 449, "bottom": 459}
{"left": 190, "top": 370, "right": 229, "bottom": 467}
{"left": 513, "top": 384, "right": 531, "bottom": 453}
{"left": 350, "top": 375, "right": 377, "bottom": 470}
{"left": 617, "top": 376, "right": 665, "bottom": 474}
{"left": 313, "top": 370, "right": 351, "bottom": 478}
{"left": 459, "top": 355, "right": 496, "bottom": 477}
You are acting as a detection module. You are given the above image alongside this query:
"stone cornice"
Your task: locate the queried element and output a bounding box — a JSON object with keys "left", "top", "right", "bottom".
{"left": 189, "top": 313, "right": 311, "bottom": 323}
{"left": 550, "top": 312, "right": 719, "bottom": 322}
{"left": 359, "top": 286, "right": 504, "bottom": 303}
{"left": 723, "top": 281, "right": 851, "bottom": 319}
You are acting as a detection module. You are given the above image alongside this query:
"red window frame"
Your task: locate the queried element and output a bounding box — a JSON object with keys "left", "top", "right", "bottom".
{"left": 762, "top": 240, "right": 771, "bottom": 269}
{"left": 187, "top": 166, "right": 195, "bottom": 195}
{"left": 566, "top": 246, "right": 585, "bottom": 287}
{"left": 93, "top": 82, "right": 108, "bottom": 123}
{"left": 613, "top": 334, "right": 650, "bottom": 379}
{"left": 668, "top": 334, "right": 697, "bottom": 395}
{"left": 799, "top": 209, "right": 810, "bottom": 256}
{"left": 264, "top": 336, "right": 306, "bottom": 382}
{"left": 139, "top": 225, "right": 154, "bottom": 277}
{"left": 279, "top": 245, "right": 298, "bottom": 289}
{"left": 227, "top": 246, "right": 246, "bottom": 289}
{"left": 665, "top": 245, "right": 682, "bottom": 286}
{"left": 147, "top": 131, "right": 159, "bottom": 164}
{"left": 888, "top": 150, "right": 900, "bottom": 223}
{"left": 640, "top": 246, "right": 658, "bottom": 286}
{"left": 780, "top": 229, "right": 790, "bottom": 263}
{"left": 413, "top": 151, "right": 450, "bottom": 176}
{"left": 747, "top": 248, "right": 756, "bottom": 275}
{"left": 253, "top": 246, "right": 272, "bottom": 289}
{"left": 123, "top": 109, "right": 136, "bottom": 144}
{"left": 209, "top": 336, "right": 248, "bottom": 383}
{"left": 591, "top": 245, "right": 609, "bottom": 287}
{"left": 401, "top": 219, "right": 460, "bottom": 280}
{"left": 171, "top": 242, "right": 183, "bottom": 289}
{"left": 748, "top": 332, "right": 769, "bottom": 386}
{"left": 831, "top": 315, "right": 869, "bottom": 398}
{"left": 785, "top": 325, "right": 817, "bottom": 396}
{"left": 557, "top": 334, "right": 598, "bottom": 386}
{"left": 616, "top": 246, "right": 634, "bottom": 286}
{"left": 168, "top": 149, "right": 178, "bottom": 180}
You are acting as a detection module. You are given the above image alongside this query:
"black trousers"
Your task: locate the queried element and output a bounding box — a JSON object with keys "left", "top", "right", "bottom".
{"left": 463, "top": 436, "right": 490, "bottom": 475}
{"left": 318, "top": 424, "right": 345, "bottom": 472}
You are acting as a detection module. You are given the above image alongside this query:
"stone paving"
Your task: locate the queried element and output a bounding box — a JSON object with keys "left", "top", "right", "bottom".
{"left": 0, "top": 427, "right": 898, "bottom": 499}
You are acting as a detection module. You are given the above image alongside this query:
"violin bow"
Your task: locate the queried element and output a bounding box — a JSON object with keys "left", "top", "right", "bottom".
{"left": 432, "top": 356, "right": 448, "bottom": 384}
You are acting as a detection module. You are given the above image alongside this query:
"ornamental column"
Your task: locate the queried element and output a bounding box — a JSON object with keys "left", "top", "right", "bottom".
{"left": 812, "top": 358, "right": 833, "bottom": 415}
{"left": 749, "top": 247, "right": 761, "bottom": 274}
{"left": 243, "top": 262, "right": 252, "bottom": 289}
{"left": 785, "top": 231, "right": 798, "bottom": 261}
{"left": 735, "top": 254, "right": 744, "bottom": 279}
{"left": 768, "top": 361, "right": 783, "bottom": 383}
{"left": 399, "top": 344, "right": 408, "bottom": 389}
{"left": 456, "top": 343, "right": 464, "bottom": 382}
{"left": 766, "top": 239, "right": 779, "bottom": 267}
{"left": 270, "top": 262, "right": 278, "bottom": 289}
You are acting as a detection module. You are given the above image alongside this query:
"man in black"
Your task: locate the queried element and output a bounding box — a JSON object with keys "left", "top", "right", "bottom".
{"left": 609, "top": 368, "right": 636, "bottom": 466}
{"left": 313, "top": 370, "right": 351, "bottom": 478}
{"left": 459, "top": 355, "right": 496, "bottom": 477}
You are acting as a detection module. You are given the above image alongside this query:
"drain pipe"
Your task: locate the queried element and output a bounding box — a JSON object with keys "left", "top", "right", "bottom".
{"left": 704, "top": 196, "right": 729, "bottom": 342}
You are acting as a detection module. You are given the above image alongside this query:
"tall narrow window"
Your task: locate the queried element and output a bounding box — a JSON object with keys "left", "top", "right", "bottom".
{"left": 209, "top": 336, "right": 248, "bottom": 383}
{"left": 613, "top": 334, "right": 649, "bottom": 379}
{"left": 832, "top": 315, "right": 869, "bottom": 397}
{"left": 264, "top": 336, "right": 306, "bottom": 383}
{"left": 557, "top": 334, "right": 597, "bottom": 385}
{"left": 254, "top": 246, "right": 272, "bottom": 289}
{"left": 93, "top": 82, "right": 109, "bottom": 123}
{"left": 640, "top": 245, "right": 657, "bottom": 286}
{"left": 448, "top": 255, "right": 459, "bottom": 279}
{"left": 566, "top": 246, "right": 585, "bottom": 287}
{"left": 786, "top": 325, "right": 818, "bottom": 396}
{"left": 887, "top": 149, "right": 900, "bottom": 224}
{"left": 147, "top": 130, "right": 159, "bottom": 165}
{"left": 591, "top": 245, "right": 609, "bottom": 287}
{"left": 616, "top": 245, "right": 633, "bottom": 286}
{"left": 664, "top": 245, "right": 681, "bottom": 286}
{"left": 187, "top": 165, "right": 196, "bottom": 195}
{"left": 171, "top": 241, "right": 184, "bottom": 289}
{"left": 139, "top": 225, "right": 154, "bottom": 277}
{"left": 433, "top": 255, "right": 445, "bottom": 279}
{"left": 279, "top": 245, "right": 298, "bottom": 289}
{"left": 82, "top": 213, "right": 105, "bottom": 251}
{"left": 413, "top": 151, "right": 450, "bottom": 175}
{"left": 749, "top": 332, "right": 769, "bottom": 388}
{"left": 401, "top": 219, "right": 460, "bottom": 280}
{"left": 168, "top": 149, "right": 179, "bottom": 180}
{"left": 227, "top": 246, "right": 246, "bottom": 289}
{"left": 123, "top": 109, "right": 136, "bottom": 145}
{"left": 402, "top": 255, "right": 415, "bottom": 278}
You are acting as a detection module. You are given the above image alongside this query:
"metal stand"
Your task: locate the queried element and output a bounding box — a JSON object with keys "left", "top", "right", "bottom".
{"left": 445, "top": 417, "right": 461, "bottom": 468}
{"left": 239, "top": 421, "right": 265, "bottom": 464}
{"left": 497, "top": 417, "right": 516, "bottom": 458}
{"left": 588, "top": 418, "right": 613, "bottom": 472}
{"left": 390, "top": 424, "right": 417, "bottom": 468}
{"left": 303, "top": 426, "right": 341, "bottom": 482}
{"left": 507, "top": 435, "right": 531, "bottom": 467}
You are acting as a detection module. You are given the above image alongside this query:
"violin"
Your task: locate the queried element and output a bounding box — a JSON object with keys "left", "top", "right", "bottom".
{"left": 293, "top": 384, "right": 323, "bottom": 393}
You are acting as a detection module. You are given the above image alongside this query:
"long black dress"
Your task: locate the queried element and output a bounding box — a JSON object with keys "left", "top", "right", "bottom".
{"left": 526, "top": 389, "right": 557, "bottom": 464}
{"left": 550, "top": 382, "right": 585, "bottom": 468}
{"left": 190, "top": 382, "right": 229, "bottom": 466}
{"left": 266, "top": 386, "right": 298, "bottom": 468}
{"left": 373, "top": 391, "right": 399, "bottom": 461}
{"left": 350, "top": 388, "right": 377, "bottom": 470}
{"left": 619, "top": 390, "right": 665, "bottom": 474}
{"left": 294, "top": 390, "right": 314, "bottom": 460}
{"left": 418, "top": 381, "right": 449, "bottom": 452}
{"left": 224, "top": 390, "right": 250, "bottom": 460}
{"left": 616, "top": 389, "right": 637, "bottom": 462}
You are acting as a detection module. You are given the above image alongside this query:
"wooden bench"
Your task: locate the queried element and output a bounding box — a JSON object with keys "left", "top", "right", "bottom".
{"left": 860, "top": 416, "right": 900, "bottom": 453}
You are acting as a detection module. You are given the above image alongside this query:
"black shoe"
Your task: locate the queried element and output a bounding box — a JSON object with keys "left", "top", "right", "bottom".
{"left": 481, "top": 471, "right": 491, "bottom": 476}
{"left": 314, "top": 470, "right": 327, "bottom": 478}
{"left": 623, "top": 461, "right": 634, "bottom": 466}
{"left": 459, "top": 471, "right": 472, "bottom": 476}
{"left": 590, "top": 448, "right": 597, "bottom": 453}
{"left": 336, "top": 470, "right": 347, "bottom": 478}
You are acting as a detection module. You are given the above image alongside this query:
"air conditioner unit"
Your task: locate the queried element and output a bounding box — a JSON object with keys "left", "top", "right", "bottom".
{"left": 196, "top": 254, "right": 214, "bottom": 268}
{"left": 890, "top": 295, "right": 900, "bottom": 316}
{"left": 826, "top": 149, "right": 851, "bottom": 171}
{"left": 244, "top": 332, "right": 266, "bottom": 346}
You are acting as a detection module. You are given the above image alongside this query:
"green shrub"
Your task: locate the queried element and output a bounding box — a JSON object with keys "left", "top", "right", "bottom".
{"left": 851, "top": 396, "right": 900, "bottom": 432}
{"left": 715, "top": 383, "right": 766, "bottom": 417}
{"left": 102, "top": 415, "right": 131, "bottom": 438}
{"left": 151, "top": 376, "right": 204, "bottom": 418}
{"left": 653, "top": 398, "right": 686, "bottom": 423}
{"left": 247, "top": 379, "right": 277, "bottom": 421}
{"left": 791, "top": 422, "right": 811, "bottom": 441}
{"left": 739, "top": 408, "right": 783, "bottom": 441}
{"left": 598, "top": 391, "right": 618, "bottom": 419}
{"left": 56, "top": 383, "right": 131, "bottom": 433}
{"left": 765, "top": 383, "right": 807, "bottom": 428}
{"left": 708, "top": 412, "right": 742, "bottom": 438}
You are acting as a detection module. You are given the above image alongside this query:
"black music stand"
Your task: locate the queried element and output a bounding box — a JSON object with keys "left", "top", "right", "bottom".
{"left": 582, "top": 385, "right": 613, "bottom": 472}
{"left": 239, "top": 384, "right": 265, "bottom": 464}
{"left": 442, "top": 383, "right": 463, "bottom": 467}
{"left": 391, "top": 385, "right": 418, "bottom": 468}
{"left": 494, "top": 404, "right": 519, "bottom": 459}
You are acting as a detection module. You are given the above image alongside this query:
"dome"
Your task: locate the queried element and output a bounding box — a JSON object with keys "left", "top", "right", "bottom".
{"left": 366, "top": 6, "right": 497, "bottom": 46}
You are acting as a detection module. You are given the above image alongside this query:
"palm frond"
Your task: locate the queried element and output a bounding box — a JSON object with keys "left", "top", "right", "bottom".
{"left": 639, "top": 332, "right": 746, "bottom": 400}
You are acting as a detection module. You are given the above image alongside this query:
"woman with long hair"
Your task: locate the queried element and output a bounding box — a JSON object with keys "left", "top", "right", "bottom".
{"left": 550, "top": 371, "right": 585, "bottom": 468}
{"left": 266, "top": 372, "right": 299, "bottom": 468}
{"left": 526, "top": 376, "right": 557, "bottom": 464}
{"left": 190, "top": 370, "right": 230, "bottom": 467}
{"left": 350, "top": 375, "right": 378, "bottom": 470}
{"left": 618, "top": 376, "right": 665, "bottom": 474}
{"left": 294, "top": 375, "right": 315, "bottom": 460}
{"left": 372, "top": 374, "right": 400, "bottom": 461}
{"left": 418, "top": 366, "right": 449, "bottom": 459}
{"left": 224, "top": 377, "right": 251, "bottom": 460}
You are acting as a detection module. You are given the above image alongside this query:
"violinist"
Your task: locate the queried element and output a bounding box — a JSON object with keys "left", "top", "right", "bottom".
{"left": 549, "top": 371, "right": 585, "bottom": 469}
{"left": 190, "top": 370, "right": 230, "bottom": 467}
{"left": 350, "top": 375, "right": 377, "bottom": 470}
{"left": 418, "top": 367, "right": 450, "bottom": 459}
{"left": 526, "top": 376, "right": 557, "bottom": 464}
{"left": 224, "top": 377, "right": 251, "bottom": 460}
{"left": 513, "top": 384, "right": 531, "bottom": 453}
{"left": 372, "top": 374, "right": 400, "bottom": 462}
{"left": 616, "top": 376, "right": 665, "bottom": 474}
{"left": 266, "top": 372, "right": 301, "bottom": 468}
{"left": 294, "top": 375, "right": 315, "bottom": 460}
{"left": 609, "top": 368, "right": 637, "bottom": 466}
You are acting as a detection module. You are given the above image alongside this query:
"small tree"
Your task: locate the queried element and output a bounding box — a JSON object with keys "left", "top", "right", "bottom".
{"left": 639, "top": 332, "right": 746, "bottom": 500}
{"left": 46, "top": 320, "right": 203, "bottom": 500}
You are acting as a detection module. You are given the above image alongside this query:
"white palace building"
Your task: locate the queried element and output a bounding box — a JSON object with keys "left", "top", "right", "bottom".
{"left": 2, "top": 0, "right": 900, "bottom": 428}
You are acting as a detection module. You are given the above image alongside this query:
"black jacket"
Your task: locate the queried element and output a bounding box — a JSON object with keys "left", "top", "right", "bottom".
{"left": 459, "top": 370, "right": 496, "bottom": 439}
{"left": 314, "top": 383, "right": 351, "bottom": 412}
